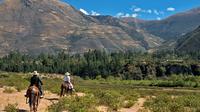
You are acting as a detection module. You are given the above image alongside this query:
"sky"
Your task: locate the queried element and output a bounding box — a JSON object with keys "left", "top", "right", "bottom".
{"left": 61, "top": 0, "right": 200, "bottom": 20}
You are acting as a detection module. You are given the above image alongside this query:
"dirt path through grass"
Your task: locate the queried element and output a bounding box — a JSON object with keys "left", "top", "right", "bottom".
{"left": 0, "top": 88, "right": 59, "bottom": 112}
{"left": 119, "top": 98, "right": 146, "bottom": 112}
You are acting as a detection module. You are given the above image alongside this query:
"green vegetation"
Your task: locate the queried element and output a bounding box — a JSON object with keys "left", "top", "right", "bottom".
{"left": 4, "top": 103, "right": 18, "bottom": 112}
{"left": 49, "top": 95, "right": 98, "bottom": 112}
{"left": 0, "top": 72, "right": 63, "bottom": 93}
{"left": 0, "top": 72, "right": 29, "bottom": 92}
{"left": 0, "top": 50, "right": 200, "bottom": 80}
{"left": 1, "top": 72, "right": 200, "bottom": 111}
{"left": 144, "top": 94, "right": 200, "bottom": 112}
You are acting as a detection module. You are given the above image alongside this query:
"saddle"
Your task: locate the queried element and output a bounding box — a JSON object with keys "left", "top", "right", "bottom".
{"left": 62, "top": 82, "right": 73, "bottom": 89}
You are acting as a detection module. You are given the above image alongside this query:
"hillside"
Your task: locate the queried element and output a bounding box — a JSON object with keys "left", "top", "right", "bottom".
{"left": 0, "top": 0, "right": 163, "bottom": 56}
{"left": 176, "top": 26, "right": 200, "bottom": 52}
{"left": 123, "top": 7, "right": 200, "bottom": 40}
{"left": 93, "top": 15, "right": 163, "bottom": 49}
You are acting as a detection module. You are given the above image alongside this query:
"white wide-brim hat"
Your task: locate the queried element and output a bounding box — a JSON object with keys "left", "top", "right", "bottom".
{"left": 33, "top": 71, "right": 39, "bottom": 75}
{"left": 65, "top": 72, "right": 70, "bottom": 76}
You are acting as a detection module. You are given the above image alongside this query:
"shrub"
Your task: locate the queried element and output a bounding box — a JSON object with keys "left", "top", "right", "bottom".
{"left": 122, "top": 100, "right": 135, "bottom": 108}
{"left": 4, "top": 103, "right": 18, "bottom": 112}
{"left": 3, "top": 87, "right": 16, "bottom": 93}
{"left": 94, "top": 90, "right": 123, "bottom": 110}
{"left": 144, "top": 94, "right": 200, "bottom": 112}
{"left": 48, "top": 94, "right": 98, "bottom": 112}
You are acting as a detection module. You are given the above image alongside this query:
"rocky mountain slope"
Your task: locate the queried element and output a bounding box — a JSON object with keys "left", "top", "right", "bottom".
{"left": 0, "top": 0, "right": 162, "bottom": 55}
{"left": 123, "top": 8, "right": 200, "bottom": 40}
{"left": 176, "top": 26, "right": 200, "bottom": 52}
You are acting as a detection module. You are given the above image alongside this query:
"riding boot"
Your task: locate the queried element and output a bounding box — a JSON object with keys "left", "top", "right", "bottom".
{"left": 38, "top": 84, "right": 43, "bottom": 98}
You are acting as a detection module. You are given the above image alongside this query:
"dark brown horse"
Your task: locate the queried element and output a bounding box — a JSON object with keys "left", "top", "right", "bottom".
{"left": 60, "top": 82, "right": 73, "bottom": 97}
{"left": 26, "top": 85, "right": 40, "bottom": 112}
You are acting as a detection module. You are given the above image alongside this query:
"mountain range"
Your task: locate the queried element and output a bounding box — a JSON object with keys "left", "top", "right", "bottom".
{"left": 176, "top": 26, "right": 200, "bottom": 52}
{"left": 123, "top": 7, "right": 200, "bottom": 41}
{"left": 0, "top": 0, "right": 200, "bottom": 55}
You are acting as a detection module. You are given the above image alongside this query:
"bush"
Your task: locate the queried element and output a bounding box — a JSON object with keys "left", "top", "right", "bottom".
{"left": 3, "top": 87, "right": 16, "bottom": 93}
{"left": 48, "top": 94, "right": 98, "bottom": 112}
{"left": 94, "top": 90, "right": 123, "bottom": 110}
{"left": 144, "top": 94, "right": 200, "bottom": 112}
{"left": 122, "top": 100, "right": 135, "bottom": 108}
{"left": 4, "top": 103, "right": 18, "bottom": 112}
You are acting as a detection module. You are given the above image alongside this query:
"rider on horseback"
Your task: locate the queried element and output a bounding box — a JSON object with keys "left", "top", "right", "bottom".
{"left": 64, "top": 72, "right": 73, "bottom": 90}
{"left": 25, "top": 71, "right": 44, "bottom": 98}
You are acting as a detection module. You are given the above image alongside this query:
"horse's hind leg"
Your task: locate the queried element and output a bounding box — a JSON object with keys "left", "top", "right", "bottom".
{"left": 33, "top": 96, "right": 37, "bottom": 112}
{"left": 60, "top": 85, "right": 64, "bottom": 97}
{"left": 36, "top": 95, "right": 39, "bottom": 112}
{"left": 70, "top": 89, "right": 72, "bottom": 95}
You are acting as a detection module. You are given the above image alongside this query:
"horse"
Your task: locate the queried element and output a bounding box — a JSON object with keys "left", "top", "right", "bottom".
{"left": 26, "top": 85, "right": 40, "bottom": 112}
{"left": 60, "top": 82, "right": 73, "bottom": 97}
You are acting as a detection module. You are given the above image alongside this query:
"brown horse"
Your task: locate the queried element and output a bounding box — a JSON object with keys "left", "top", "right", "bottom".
{"left": 26, "top": 85, "right": 40, "bottom": 112}
{"left": 60, "top": 82, "right": 73, "bottom": 97}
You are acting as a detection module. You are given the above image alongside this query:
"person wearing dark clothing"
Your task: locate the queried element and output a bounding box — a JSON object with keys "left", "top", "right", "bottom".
{"left": 30, "top": 73, "right": 43, "bottom": 97}
{"left": 25, "top": 71, "right": 43, "bottom": 98}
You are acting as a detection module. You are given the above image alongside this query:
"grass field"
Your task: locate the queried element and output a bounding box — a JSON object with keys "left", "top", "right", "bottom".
{"left": 1, "top": 72, "right": 200, "bottom": 112}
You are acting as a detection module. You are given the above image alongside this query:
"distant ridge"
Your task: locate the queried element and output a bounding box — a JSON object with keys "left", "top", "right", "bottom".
{"left": 0, "top": 0, "right": 162, "bottom": 55}
{"left": 176, "top": 26, "right": 200, "bottom": 52}
{"left": 123, "top": 7, "right": 200, "bottom": 40}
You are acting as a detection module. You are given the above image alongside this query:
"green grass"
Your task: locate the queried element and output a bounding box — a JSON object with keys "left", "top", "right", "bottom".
{"left": 144, "top": 94, "right": 200, "bottom": 112}
{"left": 2, "top": 72, "right": 200, "bottom": 111}
{"left": 0, "top": 72, "right": 29, "bottom": 92}
{"left": 4, "top": 103, "right": 18, "bottom": 112}
{"left": 48, "top": 94, "right": 98, "bottom": 112}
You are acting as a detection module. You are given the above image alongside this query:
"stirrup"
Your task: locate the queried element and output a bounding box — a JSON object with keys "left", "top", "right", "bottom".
{"left": 40, "top": 95, "right": 44, "bottom": 98}
{"left": 24, "top": 94, "right": 28, "bottom": 97}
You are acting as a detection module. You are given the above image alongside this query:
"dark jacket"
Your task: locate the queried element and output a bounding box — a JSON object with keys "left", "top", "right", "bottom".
{"left": 30, "top": 75, "right": 43, "bottom": 86}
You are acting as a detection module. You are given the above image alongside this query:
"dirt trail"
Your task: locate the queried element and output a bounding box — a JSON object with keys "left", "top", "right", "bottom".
{"left": 119, "top": 98, "right": 146, "bottom": 112}
{"left": 96, "top": 97, "right": 147, "bottom": 112}
{"left": 0, "top": 88, "right": 59, "bottom": 112}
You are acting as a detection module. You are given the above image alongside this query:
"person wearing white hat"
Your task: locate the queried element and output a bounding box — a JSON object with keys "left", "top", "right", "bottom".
{"left": 63, "top": 72, "right": 73, "bottom": 91}
{"left": 64, "top": 72, "right": 71, "bottom": 83}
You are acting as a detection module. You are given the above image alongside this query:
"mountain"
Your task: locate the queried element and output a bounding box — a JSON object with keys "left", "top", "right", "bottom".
{"left": 176, "top": 26, "right": 200, "bottom": 52}
{"left": 0, "top": 0, "right": 163, "bottom": 56}
{"left": 93, "top": 16, "right": 163, "bottom": 49}
{"left": 123, "top": 8, "right": 200, "bottom": 40}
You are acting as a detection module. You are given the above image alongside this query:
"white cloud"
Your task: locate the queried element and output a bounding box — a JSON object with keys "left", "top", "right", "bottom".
{"left": 80, "top": 8, "right": 89, "bottom": 15}
{"left": 117, "top": 13, "right": 130, "bottom": 17}
{"left": 91, "top": 11, "right": 100, "bottom": 16}
{"left": 116, "top": 12, "right": 138, "bottom": 18}
{"left": 132, "top": 13, "right": 138, "bottom": 18}
{"left": 147, "top": 9, "right": 152, "bottom": 14}
{"left": 116, "top": 12, "right": 124, "bottom": 17}
{"left": 167, "top": 7, "right": 175, "bottom": 11}
{"left": 125, "top": 13, "right": 131, "bottom": 17}
{"left": 157, "top": 17, "right": 161, "bottom": 20}
{"left": 153, "top": 10, "right": 159, "bottom": 15}
{"left": 134, "top": 8, "right": 142, "bottom": 12}
{"left": 80, "top": 9, "right": 100, "bottom": 16}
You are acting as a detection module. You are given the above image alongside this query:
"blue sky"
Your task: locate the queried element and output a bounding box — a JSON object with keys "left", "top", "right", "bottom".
{"left": 61, "top": 0, "right": 200, "bottom": 20}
